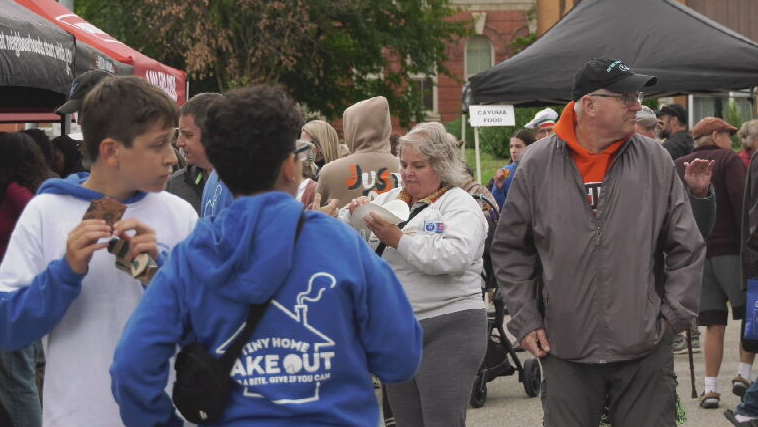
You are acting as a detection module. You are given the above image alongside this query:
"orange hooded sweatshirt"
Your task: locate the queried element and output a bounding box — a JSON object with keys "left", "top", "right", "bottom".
{"left": 553, "top": 102, "right": 629, "bottom": 210}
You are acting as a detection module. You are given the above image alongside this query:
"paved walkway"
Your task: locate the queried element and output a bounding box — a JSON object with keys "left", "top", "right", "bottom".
{"left": 464, "top": 319, "right": 744, "bottom": 426}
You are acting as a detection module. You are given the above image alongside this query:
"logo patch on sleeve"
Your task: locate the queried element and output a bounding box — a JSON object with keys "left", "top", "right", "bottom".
{"left": 423, "top": 222, "right": 444, "bottom": 233}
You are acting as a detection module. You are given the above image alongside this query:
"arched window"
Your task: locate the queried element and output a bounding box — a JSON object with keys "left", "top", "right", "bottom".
{"left": 466, "top": 37, "right": 493, "bottom": 79}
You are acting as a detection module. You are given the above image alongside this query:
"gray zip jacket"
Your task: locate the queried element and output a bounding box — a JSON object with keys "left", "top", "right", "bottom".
{"left": 492, "top": 134, "right": 705, "bottom": 363}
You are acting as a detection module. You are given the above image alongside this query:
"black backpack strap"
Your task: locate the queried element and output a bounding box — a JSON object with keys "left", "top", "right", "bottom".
{"left": 219, "top": 302, "right": 268, "bottom": 369}
{"left": 219, "top": 209, "right": 306, "bottom": 370}
{"left": 375, "top": 203, "right": 429, "bottom": 257}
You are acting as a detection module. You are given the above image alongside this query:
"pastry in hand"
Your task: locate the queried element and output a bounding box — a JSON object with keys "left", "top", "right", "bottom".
{"left": 82, "top": 197, "right": 126, "bottom": 228}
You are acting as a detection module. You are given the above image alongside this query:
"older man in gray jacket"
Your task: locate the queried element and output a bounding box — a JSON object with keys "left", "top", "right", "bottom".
{"left": 492, "top": 58, "right": 705, "bottom": 427}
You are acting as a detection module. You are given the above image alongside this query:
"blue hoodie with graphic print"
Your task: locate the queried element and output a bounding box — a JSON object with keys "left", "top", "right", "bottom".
{"left": 110, "top": 192, "right": 422, "bottom": 426}
{"left": 201, "top": 169, "right": 233, "bottom": 218}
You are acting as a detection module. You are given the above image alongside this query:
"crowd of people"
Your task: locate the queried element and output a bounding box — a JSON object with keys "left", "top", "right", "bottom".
{"left": 0, "top": 57, "right": 757, "bottom": 427}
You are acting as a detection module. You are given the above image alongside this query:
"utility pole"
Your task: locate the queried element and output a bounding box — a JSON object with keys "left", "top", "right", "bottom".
{"left": 57, "top": 0, "right": 74, "bottom": 137}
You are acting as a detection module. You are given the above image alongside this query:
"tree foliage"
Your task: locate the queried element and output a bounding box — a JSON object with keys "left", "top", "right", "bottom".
{"left": 76, "top": 0, "right": 468, "bottom": 126}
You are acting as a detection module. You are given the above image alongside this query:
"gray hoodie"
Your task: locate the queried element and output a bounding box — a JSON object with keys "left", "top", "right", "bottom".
{"left": 316, "top": 96, "right": 400, "bottom": 208}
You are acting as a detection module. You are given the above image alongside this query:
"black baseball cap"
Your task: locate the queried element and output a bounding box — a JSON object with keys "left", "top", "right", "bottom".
{"left": 572, "top": 58, "right": 657, "bottom": 101}
{"left": 55, "top": 69, "right": 113, "bottom": 115}
{"left": 655, "top": 103, "right": 688, "bottom": 125}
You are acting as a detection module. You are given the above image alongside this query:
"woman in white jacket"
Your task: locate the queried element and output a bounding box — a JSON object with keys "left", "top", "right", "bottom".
{"left": 343, "top": 122, "right": 488, "bottom": 427}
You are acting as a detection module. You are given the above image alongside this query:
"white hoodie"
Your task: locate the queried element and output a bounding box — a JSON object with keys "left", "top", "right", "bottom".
{"left": 341, "top": 186, "right": 487, "bottom": 320}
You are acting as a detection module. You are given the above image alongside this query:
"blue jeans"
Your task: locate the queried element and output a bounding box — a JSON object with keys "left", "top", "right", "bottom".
{"left": 0, "top": 341, "right": 42, "bottom": 427}
{"left": 738, "top": 379, "right": 758, "bottom": 417}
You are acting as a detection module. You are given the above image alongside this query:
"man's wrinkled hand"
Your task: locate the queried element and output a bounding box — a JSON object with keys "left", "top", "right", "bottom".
{"left": 521, "top": 328, "right": 551, "bottom": 358}
{"left": 683, "top": 158, "right": 714, "bottom": 198}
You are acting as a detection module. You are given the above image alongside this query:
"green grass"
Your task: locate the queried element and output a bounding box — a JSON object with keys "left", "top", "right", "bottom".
{"left": 464, "top": 147, "right": 509, "bottom": 184}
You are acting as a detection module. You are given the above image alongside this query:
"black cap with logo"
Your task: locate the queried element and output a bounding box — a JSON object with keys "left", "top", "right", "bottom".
{"left": 55, "top": 69, "right": 113, "bottom": 115}
{"left": 572, "top": 58, "right": 657, "bottom": 101}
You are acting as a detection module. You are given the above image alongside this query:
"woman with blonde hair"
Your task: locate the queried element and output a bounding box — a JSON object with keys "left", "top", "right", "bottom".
{"left": 301, "top": 120, "right": 349, "bottom": 171}
{"left": 342, "top": 121, "right": 488, "bottom": 427}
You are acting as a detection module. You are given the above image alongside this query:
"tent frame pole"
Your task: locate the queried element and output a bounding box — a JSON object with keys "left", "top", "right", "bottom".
{"left": 474, "top": 126, "right": 482, "bottom": 184}
{"left": 61, "top": 114, "right": 70, "bottom": 136}
{"left": 461, "top": 113, "right": 466, "bottom": 158}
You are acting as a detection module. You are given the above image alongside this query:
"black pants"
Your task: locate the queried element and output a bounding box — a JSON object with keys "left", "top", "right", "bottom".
{"left": 541, "top": 329, "right": 677, "bottom": 427}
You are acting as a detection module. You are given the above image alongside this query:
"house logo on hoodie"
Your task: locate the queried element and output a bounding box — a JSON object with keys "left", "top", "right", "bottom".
{"left": 218, "top": 273, "right": 337, "bottom": 404}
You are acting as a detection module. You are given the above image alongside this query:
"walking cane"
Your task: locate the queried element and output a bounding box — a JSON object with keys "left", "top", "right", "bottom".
{"left": 686, "top": 329, "right": 697, "bottom": 398}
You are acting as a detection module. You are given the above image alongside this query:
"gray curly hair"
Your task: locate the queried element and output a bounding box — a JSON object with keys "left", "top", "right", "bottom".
{"left": 739, "top": 119, "right": 758, "bottom": 151}
{"left": 397, "top": 122, "right": 469, "bottom": 187}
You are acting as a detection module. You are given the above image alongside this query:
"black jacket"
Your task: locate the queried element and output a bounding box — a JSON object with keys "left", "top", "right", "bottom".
{"left": 663, "top": 131, "right": 694, "bottom": 161}
{"left": 742, "top": 154, "right": 758, "bottom": 289}
{"left": 165, "top": 165, "right": 205, "bottom": 215}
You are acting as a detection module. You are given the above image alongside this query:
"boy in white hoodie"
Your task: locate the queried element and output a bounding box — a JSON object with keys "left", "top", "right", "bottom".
{"left": 0, "top": 76, "right": 197, "bottom": 426}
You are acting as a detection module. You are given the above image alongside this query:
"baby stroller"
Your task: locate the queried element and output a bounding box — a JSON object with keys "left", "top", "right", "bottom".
{"left": 468, "top": 194, "right": 541, "bottom": 407}
{"left": 470, "top": 287, "right": 541, "bottom": 408}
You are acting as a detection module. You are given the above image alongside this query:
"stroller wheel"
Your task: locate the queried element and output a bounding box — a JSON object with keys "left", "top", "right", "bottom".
{"left": 523, "top": 359, "right": 541, "bottom": 397}
{"left": 470, "top": 374, "right": 488, "bottom": 408}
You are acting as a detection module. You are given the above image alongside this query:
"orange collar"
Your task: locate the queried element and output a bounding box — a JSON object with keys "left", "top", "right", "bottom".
{"left": 397, "top": 186, "right": 450, "bottom": 206}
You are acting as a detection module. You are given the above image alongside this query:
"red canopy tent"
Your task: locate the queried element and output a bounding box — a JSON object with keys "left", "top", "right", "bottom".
{"left": 13, "top": 0, "right": 187, "bottom": 105}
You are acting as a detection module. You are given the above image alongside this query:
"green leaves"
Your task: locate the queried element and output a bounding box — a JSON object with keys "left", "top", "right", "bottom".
{"left": 77, "top": 0, "right": 467, "bottom": 126}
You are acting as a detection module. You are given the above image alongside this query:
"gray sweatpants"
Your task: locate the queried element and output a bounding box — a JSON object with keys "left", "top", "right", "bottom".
{"left": 541, "top": 328, "right": 677, "bottom": 427}
{"left": 386, "top": 309, "right": 487, "bottom": 427}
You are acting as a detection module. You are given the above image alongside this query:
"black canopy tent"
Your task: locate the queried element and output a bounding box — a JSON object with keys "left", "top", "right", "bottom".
{"left": 0, "top": 0, "right": 133, "bottom": 124}
{"left": 0, "top": 0, "right": 75, "bottom": 114}
{"left": 468, "top": 0, "right": 758, "bottom": 107}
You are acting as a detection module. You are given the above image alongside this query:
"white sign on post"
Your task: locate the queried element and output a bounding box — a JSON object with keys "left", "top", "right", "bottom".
{"left": 468, "top": 105, "right": 516, "bottom": 127}
{"left": 466, "top": 105, "right": 516, "bottom": 184}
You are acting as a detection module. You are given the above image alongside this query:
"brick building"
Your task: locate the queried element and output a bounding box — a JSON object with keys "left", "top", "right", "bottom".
{"left": 337, "top": 0, "right": 535, "bottom": 135}
{"left": 431, "top": 0, "right": 535, "bottom": 124}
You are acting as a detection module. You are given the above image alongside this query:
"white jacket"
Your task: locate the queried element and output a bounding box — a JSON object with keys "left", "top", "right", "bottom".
{"left": 341, "top": 187, "right": 487, "bottom": 320}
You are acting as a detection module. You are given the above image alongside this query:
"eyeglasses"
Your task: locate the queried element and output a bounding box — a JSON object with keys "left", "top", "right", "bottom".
{"left": 587, "top": 92, "right": 644, "bottom": 107}
{"left": 536, "top": 127, "right": 554, "bottom": 138}
{"left": 293, "top": 142, "right": 311, "bottom": 162}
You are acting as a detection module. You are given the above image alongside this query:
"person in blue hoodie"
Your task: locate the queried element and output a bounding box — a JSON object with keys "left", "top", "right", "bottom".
{"left": 110, "top": 85, "right": 423, "bottom": 427}
{"left": 200, "top": 162, "right": 233, "bottom": 218}
{"left": 487, "top": 129, "right": 536, "bottom": 210}
{"left": 199, "top": 103, "right": 234, "bottom": 220}
{"left": 0, "top": 77, "right": 198, "bottom": 427}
